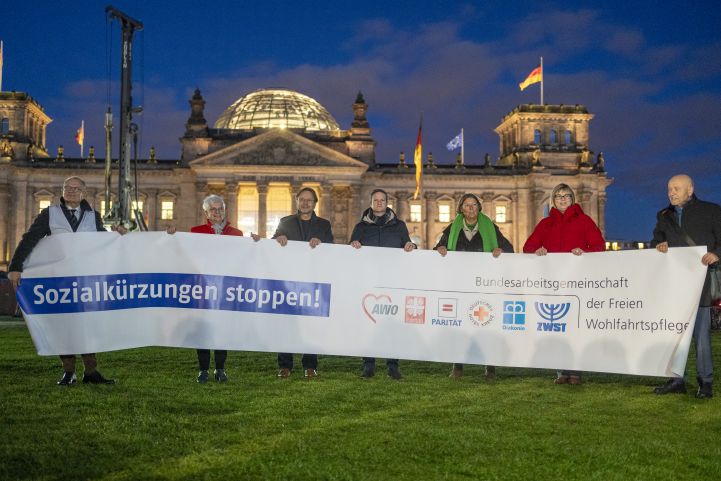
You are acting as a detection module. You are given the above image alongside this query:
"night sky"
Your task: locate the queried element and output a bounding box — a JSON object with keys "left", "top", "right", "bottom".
{"left": 3, "top": 0, "right": 720, "bottom": 240}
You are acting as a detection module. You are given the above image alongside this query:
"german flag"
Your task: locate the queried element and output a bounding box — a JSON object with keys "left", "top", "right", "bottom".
{"left": 519, "top": 66, "right": 542, "bottom": 91}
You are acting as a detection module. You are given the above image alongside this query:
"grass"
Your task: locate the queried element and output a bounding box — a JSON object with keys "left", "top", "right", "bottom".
{"left": 1, "top": 317, "right": 720, "bottom": 481}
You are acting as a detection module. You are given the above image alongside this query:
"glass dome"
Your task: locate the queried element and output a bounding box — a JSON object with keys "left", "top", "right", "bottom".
{"left": 214, "top": 88, "right": 341, "bottom": 131}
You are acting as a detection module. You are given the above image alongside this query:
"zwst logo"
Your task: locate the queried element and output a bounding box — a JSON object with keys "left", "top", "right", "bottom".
{"left": 534, "top": 302, "right": 571, "bottom": 333}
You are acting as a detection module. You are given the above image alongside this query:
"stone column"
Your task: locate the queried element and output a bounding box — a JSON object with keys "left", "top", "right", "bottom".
{"left": 424, "top": 191, "right": 437, "bottom": 249}
{"left": 598, "top": 192, "right": 607, "bottom": 237}
{"left": 395, "top": 191, "right": 409, "bottom": 221}
{"left": 257, "top": 182, "right": 268, "bottom": 238}
{"left": 320, "top": 183, "right": 333, "bottom": 220}
{"left": 349, "top": 185, "right": 362, "bottom": 234}
{"left": 195, "top": 182, "right": 208, "bottom": 226}
{"left": 0, "top": 184, "right": 10, "bottom": 267}
{"left": 332, "top": 187, "right": 350, "bottom": 243}
{"left": 579, "top": 190, "right": 594, "bottom": 222}
{"left": 143, "top": 188, "right": 157, "bottom": 230}
{"left": 12, "top": 181, "right": 28, "bottom": 259}
{"left": 510, "top": 192, "right": 520, "bottom": 251}
{"left": 531, "top": 189, "right": 546, "bottom": 227}
{"left": 225, "top": 182, "right": 238, "bottom": 228}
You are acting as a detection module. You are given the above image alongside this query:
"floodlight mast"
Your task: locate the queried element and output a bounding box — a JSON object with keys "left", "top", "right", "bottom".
{"left": 105, "top": 5, "right": 143, "bottom": 230}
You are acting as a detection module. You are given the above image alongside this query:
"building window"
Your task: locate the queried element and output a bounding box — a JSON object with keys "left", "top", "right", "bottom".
{"left": 495, "top": 205, "right": 507, "bottom": 223}
{"left": 266, "top": 184, "right": 292, "bottom": 237}
{"left": 550, "top": 130, "right": 558, "bottom": 144}
{"left": 533, "top": 129, "right": 541, "bottom": 144}
{"left": 237, "top": 185, "right": 259, "bottom": 235}
{"left": 565, "top": 130, "right": 573, "bottom": 144}
{"left": 160, "top": 201, "right": 174, "bottom": 220}
{"left": 438, "top": 204, "right": 451, "bottom": 223}
{"left": 0, "top": 118, "right": 9, "bottom": 133}
{"left": 38, "top": 199, "right": 51, "bottom": 213}
{"left": 410, "top": 204, "right": 422, "bottom": 223}
{"left": 131, "top": 200, "right": 144, "bottom": 213}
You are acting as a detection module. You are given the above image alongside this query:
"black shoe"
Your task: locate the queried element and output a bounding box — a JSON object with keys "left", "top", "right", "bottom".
{"left": 197, "top": 370, "right": 209, "bottom": 384}
{"left": 361, "top": 364, "right": 375, "bottom": 378}
{"left": 57, "top": 371, "right": 77, "bottom": 386}
{"left": 387, "top": 364, "right": 402, "bottom": 380}
{"left": 696, "top": 382, "right": 713, "bottom": 399}
{"left": 82, "top": 370, "right": 116, "bottom": 385}
{"left": 653, "top": 378, "right": 686, "bottom": 395}
{"left": 214, "top": 369, "right": 228, "bottom": 383}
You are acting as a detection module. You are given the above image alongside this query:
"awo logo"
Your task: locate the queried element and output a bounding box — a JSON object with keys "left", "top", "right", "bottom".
{"left": 362, "top": 294, "right": 399, "bottom": 324}
{"left": 535, "top": 302, "right": 571, "bottom": 333}
{"left": 467, "top": 300, "right": 495, "bottom": 327}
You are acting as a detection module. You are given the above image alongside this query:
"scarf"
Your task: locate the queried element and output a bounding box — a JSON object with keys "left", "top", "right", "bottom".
{"left": 446, "top": 212, "right": 498, "bottom": 252}
{"left": 211, "top": 221, "right": 227, "bottom": 235}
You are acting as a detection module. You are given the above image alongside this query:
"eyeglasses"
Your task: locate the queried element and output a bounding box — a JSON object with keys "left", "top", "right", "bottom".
{"left": 207, "top": 207, "right": 225, "bottom": 213}
{"left": 554, "top": 194, "right": 573, "bottom": 200}
{"left": 63, "top": 186, "right": 83, "bottom": 193}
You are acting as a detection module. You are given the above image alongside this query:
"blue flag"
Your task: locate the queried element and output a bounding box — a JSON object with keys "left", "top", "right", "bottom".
{"left": 446, "top": 132, "right": 462, "bottom": 151}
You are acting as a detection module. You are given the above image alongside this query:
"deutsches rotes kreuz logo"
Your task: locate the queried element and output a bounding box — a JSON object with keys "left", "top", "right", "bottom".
{"left": 502, "top": 300, "right": 526, "bottom": 331}
{"left": 467, "top": 300, "right": 495, "bottom": 327}
{"left": 535, "top": 301, "right": 571, "bottom": 333}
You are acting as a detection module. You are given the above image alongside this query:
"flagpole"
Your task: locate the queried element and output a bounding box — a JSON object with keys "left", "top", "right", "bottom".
{"left": 461, "top": 128, "right": 464, "bottom": 165}
{"left": 540, "top": 56, "right": 544, "bottom": 105}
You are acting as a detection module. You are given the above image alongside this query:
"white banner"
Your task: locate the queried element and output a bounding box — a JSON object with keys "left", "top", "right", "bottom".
{"left": 16, "top": 232, "right": 707, "bottom": 377}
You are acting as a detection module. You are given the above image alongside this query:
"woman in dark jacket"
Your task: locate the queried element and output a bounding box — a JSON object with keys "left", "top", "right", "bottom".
{"left": 350, "top": 189, "right": 416, "bottom": 380}
{"left": 523, "top": 183, "right": 606, "bottom": 385}
{"left": 435, "top": 193, "right": 514, "bottom": 380}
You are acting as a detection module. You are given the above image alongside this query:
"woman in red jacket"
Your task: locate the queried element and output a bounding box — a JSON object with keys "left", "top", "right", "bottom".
{"left": 523, "top": 183, "right": 605, "bottom": 385}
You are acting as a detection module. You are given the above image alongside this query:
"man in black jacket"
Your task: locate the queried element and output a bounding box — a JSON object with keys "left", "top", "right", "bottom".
{"left": 350, "top": 189, "right": 416, "bottom": 380}
{"left": 8, "top": 176, "right": 122, "bottom": 386}
{"left": 259, "top": 187, "right": 333, "bottom": 379}
{"left": 651, "top": 174, "right": 721, "bottom": 399}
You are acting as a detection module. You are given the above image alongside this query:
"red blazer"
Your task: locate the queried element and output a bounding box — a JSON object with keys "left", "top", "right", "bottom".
{"left": 190, "top": 221, "right": 243, "bottom": 236}
{"left": 523, "top": 203, "right": 605, "bottom": 253}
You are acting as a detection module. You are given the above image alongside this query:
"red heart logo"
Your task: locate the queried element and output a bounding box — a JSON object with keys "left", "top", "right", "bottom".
{"left": 362, "top": 294, "right": 393, "bottom": 323}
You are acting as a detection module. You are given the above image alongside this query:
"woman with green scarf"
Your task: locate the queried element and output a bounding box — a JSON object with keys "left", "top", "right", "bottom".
{"left": 435, "top": 193, "right": 514, "bottom": 380}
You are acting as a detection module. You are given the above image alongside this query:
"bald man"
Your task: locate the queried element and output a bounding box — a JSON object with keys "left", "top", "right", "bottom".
{"left": 651, "top": 174, "right": 721, "bottom": 399}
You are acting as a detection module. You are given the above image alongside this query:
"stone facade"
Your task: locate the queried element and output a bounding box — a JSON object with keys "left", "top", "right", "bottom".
{"left": 0, "top": 88, "right": 612, "bottom": 270}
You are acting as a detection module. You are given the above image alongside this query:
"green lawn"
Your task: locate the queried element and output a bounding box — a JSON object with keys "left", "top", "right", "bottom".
{"left": 1, "top": 317, "right": 720, "bottom": 481}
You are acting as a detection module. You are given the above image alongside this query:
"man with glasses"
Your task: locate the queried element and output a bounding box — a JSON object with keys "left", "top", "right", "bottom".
{"left": 8, "top": 176, "right": 122, "bottom": 386}
{"left": 253, "top": 187, "right": 333, "bottom": 379}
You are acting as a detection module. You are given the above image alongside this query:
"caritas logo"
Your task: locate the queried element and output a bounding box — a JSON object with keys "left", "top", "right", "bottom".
{"left": 404, "top": 296, "right": 426, "bottom": 324}
{"left": 362, "top": 294, "right": 399, "bottom": 324}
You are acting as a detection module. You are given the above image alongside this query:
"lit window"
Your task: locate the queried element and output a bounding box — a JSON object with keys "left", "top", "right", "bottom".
{"left": 495, "top": 205, "right": 507, "bottom": 223}
{"left": 238, "top": 185, "right": 259, "bottom": 235}
{"left": 266, "top": 185, "right": 292, "bottom": 237}
{"left": 612, "top": 242, "right": 619, "bottom": 251}
{"left": 131, "top": 200, "right": 144, "bottom": 213}
{"left": 637, "top": 242, "right": 645, "bottom": 249}
{"left": 387, "top": 203, "right": 394, "bottom": 212}
{"left": 438, "top": 204, "right": 451, "bottom": 223}
{"left": 410, "top": 204, "right": 422, "bottom": 223}
{"left": 38, "top": 199, "right": 51, "bottom": 213}
{"left": 161, "top": 201, "right": 174, "bottom": 220}
{"left": 100, "top": 200, "right": 108, "bottom": 217}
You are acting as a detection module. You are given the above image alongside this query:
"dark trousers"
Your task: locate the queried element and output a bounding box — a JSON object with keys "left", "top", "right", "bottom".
{"left": 363, "top": 357, "right": 399, "bottom": 367}
{"left": 278, "top": 353, "right": 318, "bottom": 370}
{"left": 60, "top": 354, "right": 97, "bottom": 374}
{"left": 197, "top": 349, "right": 227, "bottom": 371}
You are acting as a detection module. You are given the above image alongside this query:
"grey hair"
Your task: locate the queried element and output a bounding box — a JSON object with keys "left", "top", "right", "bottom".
{"left": 63, "top": 176, "right": 86, "bottom": 189}
{"left": 202, "top": 194, "right": 226, "bottom": 212}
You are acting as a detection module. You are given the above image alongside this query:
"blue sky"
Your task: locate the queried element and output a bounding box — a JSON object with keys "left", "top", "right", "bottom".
{"left": 3, "top": 0, "right": 720, "bottom": 240}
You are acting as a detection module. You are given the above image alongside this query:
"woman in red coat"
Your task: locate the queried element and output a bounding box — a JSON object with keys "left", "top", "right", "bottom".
{"left": 523, "top": 183, "right": 605, "bottom": 385}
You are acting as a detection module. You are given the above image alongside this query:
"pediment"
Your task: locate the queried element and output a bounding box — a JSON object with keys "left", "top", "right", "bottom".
{"left": 189, "top": 129, "right": 368, "bottom": 169}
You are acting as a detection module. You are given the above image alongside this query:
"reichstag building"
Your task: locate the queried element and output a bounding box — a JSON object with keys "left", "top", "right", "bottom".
{"left": 0, "top": 87, "right": 611, "bottom": 269}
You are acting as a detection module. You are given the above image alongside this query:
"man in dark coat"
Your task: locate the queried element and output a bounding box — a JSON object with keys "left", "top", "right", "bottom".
{"left": 8, "top": 176, "right": 122, "bottom": 386}
{"left": 264, "top": 187, "right": 333, "bottom": 379}
{"left": 350, "top": 188, "right": 416, "bottom": 380}
{"left": 651, "top": 174, "right": 721, "bottom": 399}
